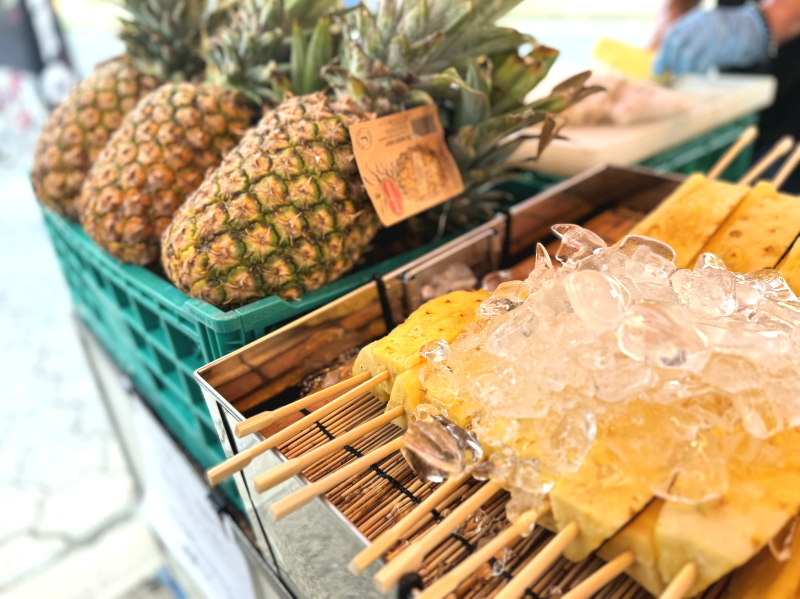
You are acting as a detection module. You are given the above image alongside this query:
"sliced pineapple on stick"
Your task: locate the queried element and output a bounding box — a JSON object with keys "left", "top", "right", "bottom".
{"left": 625, "top": 134, "right": 795, "bottom": 269}
{"left": 720, "top": 517, "right": 800, "bottom": 599}
{"left": 206, "top": 289, "right": 488, "bottom": 483}
{"left": 353, "top": 290, "right": 491, "bottom": 402}
{"left": 653, "top": 429, "right": 800, "bottom": 597}
{"left": 699, "top": 145, "right": 800, "bottom": 273}
{"left": 625, "top": 175, "right": 749, "bottom": 269}
{"left": 31, "top": 0, "right": 209, "bottom": 220}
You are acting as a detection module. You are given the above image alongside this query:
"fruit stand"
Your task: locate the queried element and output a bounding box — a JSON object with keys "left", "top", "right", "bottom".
{"left": 18, "top": 0, "right": 800, "bottom": 596}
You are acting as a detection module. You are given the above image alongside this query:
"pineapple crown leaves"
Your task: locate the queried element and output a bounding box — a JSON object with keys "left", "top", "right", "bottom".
{"left": 421, "top": 53, "right": 602, "bottom": 193}
{"left": 119, "top": 0, "right": 208, "bottom": 81}
{"left": 203, "top": 0, "right": 342, "bottom": 106}
{"left": 325, "top": 0, "right": 532, "bottom": 115}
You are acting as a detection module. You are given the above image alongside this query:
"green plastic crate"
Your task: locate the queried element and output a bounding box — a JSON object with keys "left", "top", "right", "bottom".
{"left": 42, "top": 203, "right": 514, "bottom": 507}
{"left": 508, "top": 114, "right": 759, "bottom": 196}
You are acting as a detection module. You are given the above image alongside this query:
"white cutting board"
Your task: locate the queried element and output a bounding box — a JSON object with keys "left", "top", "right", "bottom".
{"left": 512, "top": 73, "right": 777, "bottom": 177}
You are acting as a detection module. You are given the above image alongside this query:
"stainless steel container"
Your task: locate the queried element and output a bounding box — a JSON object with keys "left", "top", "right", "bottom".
{"left": 195, "top": 165, "right": 683, "bottom": 598}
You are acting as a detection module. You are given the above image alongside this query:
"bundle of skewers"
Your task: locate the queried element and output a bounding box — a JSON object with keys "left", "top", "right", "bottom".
{"left": 206, "top": 125, "right": 800, "bottom": 599}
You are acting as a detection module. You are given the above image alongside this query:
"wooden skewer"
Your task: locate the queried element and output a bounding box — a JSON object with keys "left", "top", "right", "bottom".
{"left": 349, "top": 471, "right": 473, "bottom": 576}
{"left": 707, "top": 124, "right": 759, "bottom": 180}
{"left": 739, "top": 135, "right": 795, "bottom": 185}
{"left": 373, "top": 480, "right": 503, "bottom": 594}
{"left": 268, "top": 437, "right": 403, "bottom": 522}
{"left": 494, "top": 520, "right": 580, "bottom": 599}
{"left": 561, "top": 551, "right": 636, "bottom": 599}
{"left": 234, "top": 372, "right": 372, "bottom": 437}
{"left": 773, "top": 143, "right": 800, "bottom": 190}
{"left": 658, "top": 562, "right": 698, "bottom": 599}
{"left": 206, "top": 372, "right": 388, "bottom": 486}
{"left": 416, "top": 502, "right": 551, "bottom": 599}
{"left": 254, "top": 406, "right": 404, "bottom": 493}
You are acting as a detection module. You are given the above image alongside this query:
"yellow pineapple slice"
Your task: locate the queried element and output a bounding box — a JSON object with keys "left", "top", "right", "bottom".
{"left": 549, "top": 438, "right": 655, "bottom": 562}
{"left": 655, "top": 429, "right": 800, "bottom": 595}
{"left": 387, "top": 364, "right": 426, "bottom": 428}
{"left": 597, "top": 499, "right": 667, "bottom": 596}
{"left": 778, "top": 237, "right": 800, "bottom": 294}
{"left": 353, "top": 289, "right": 490, "bottom": 401}
{"left": 721, "top": 520, "right": 800, "bottom": 599}
{"left": 700, "top": 181, "right": 800, "bottom": 272}
{"left": 626, "top": 174, "right": 749, "bottom": 268}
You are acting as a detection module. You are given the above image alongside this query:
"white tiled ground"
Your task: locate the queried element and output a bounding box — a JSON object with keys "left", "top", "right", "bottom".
{"left": 0, "top": 146, "right": 168, "bottom": 599}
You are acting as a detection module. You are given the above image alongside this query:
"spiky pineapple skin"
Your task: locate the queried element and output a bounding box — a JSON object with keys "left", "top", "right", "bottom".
{"left": 31, "top": 58, "right": 160, "bottom": 220}
{"left": 79, "top": 82, "right": 253, "bottom": 265}
{"left": 161, "top": 92, "right": 381, "bottom": 308}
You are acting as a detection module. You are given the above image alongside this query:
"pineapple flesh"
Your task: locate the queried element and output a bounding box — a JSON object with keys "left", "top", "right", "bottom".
{"left": 161, "top": 93, "right": 379, "bottom": 303}
{"left": 80, "top": 83, "right": 253, "bottom": 264}
{"left": 626, "top": 174, "right": 749, "bottom": 269}
{"left": 354, "top": 289, "right": 489, "bottom": 402}
{"left": 701, "top": 181, "right": 800, "bottom": 273}
{"left": 32, "top": 59, "right": 160, "bottom": 220}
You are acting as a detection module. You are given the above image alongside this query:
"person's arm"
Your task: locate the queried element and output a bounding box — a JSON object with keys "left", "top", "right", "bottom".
{"left": 762, "top": 0, "right": 800, "bottom": 44}
{"left": 650, "top": 0, "right": 702, "bottom": 49}
{"left": 653, "top": 0, "right": 800, "bottom": 76}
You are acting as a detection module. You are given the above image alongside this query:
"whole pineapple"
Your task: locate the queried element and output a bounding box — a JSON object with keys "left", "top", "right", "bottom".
{"left": 162, "top": 92, "right": 379, "bottom": 305}
{"left": 79, "top": 0, "right": 340, "bottom": 266}
{"left": 31, "top": 0, "right": 207, "bottom": 220}
{"left": 162, "top": 0, "right": 600, "bottom": 308}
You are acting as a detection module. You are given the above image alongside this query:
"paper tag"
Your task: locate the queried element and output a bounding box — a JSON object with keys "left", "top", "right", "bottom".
{"left": 350, "top": 104, "right": 465, "bottom": 227}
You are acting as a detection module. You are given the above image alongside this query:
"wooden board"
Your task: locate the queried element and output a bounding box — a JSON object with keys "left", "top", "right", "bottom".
{"left": 512, "top": 73, "right": 777, "bottom": 177}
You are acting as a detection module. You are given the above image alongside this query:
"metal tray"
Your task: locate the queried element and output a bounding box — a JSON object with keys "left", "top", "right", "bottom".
{"left": 195, "top": 164, "right": 684, "bottom": 598}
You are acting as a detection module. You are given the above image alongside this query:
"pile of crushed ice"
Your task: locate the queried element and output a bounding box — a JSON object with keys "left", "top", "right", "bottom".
{"left": 404, "top": 225, "right": 800, "bottom": 516}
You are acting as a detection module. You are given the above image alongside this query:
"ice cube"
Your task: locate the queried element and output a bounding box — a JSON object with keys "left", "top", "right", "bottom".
{"left": 747, "top": 269, "right": 798, "bottom": 302}
{"left": 551, "top": 224, "right": 606, "bottom": 269}
{"left": 564, "top": 270, "right": 630, "bottom": 332}
{"left": 549, "top": 408, "right": 597, "bottom": 472}
{"left": 634, "top": 280, "right": 680, "bottom": 303}
{"left": 481, "top": 269, "right": 513, "bottom": 292}
{"left": 702, "top": 353, "right": 759, "bottom": 394}
{"left": 660, "top": 431, "right": 728, "bottom": 504}
{"left": 618, "top": 234, "right": 676, "bottom": 263}
{"left": 735, "top": 388, "right": 783, "bottom": 439}
{"left": 617, "top": 300, "right": 709, "bottom": 369}
{"left": 753, "top": 298, "right": 800, "bottom": 330}
{"left": 401, "top": 419, "right": 464, "bottom": 483}
{"left": 534, "top": 278, "right": 572, "bottom": 320}
{"left": 592, "top": 355, "right": 657, "bottom": 402}
{"left": 525, "top": 243, "right": 555, "bottom": 293}
{"left": 486, "top": 303, "right": 539, "bottom": 358}
{"left": 697, "top": 320, "right": 792, "bottom": 358}
{"left": 478, "top": 297, "right": 516, "bottom": 319}
{"left": 576, "top": 247, "right": 628, "bottom": 274}
{"left": 695, "top": 252, "right": 727, "bottom": 270}
{"left": 455, "top": 508, "right": 489, "bottom": 539}
{"left": 670, "top": 268, "right": 737, "bottom": 317}
{"left": 624, "top": 246, "right": 677, "bottom": 282}
{"left": 733, "top": 273, "right": 767, "bottom": 317}
{"left": 493, "top": 281, "right": 530, "bottom": 306}
{"left": 491, "top": 547, "right": 514, "bottom": 576}
{"left": 433, "top": 415, "right": 484, "bottom": 468}
{"left": 419, "top": 339, "right": 451, "bottom": 362}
